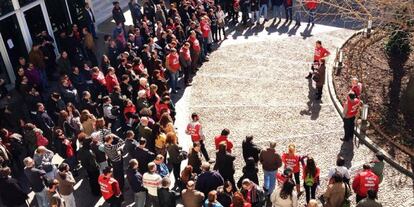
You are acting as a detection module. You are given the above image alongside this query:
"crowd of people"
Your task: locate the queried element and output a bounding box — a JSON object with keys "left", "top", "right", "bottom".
{"left": 0, "top": 0, "right": 387, "bottom": 206}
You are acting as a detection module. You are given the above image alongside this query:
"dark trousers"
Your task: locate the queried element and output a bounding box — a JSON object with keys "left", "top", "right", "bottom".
{"left": 88, "top": 23, "right": 97, "bottom": 38}
{"left": 111, "top": 160, "right": 125, "bottom": 190}
{"left": 173, "top": 163, "right": 181, "bottom": 181}
{"left": 183, "top": 64, "right": 191, "bottom": 84}
{"left": 106, "top": 195, "right": 122, "bottom": 207}
{"left": 145, "top": 194, "right": 160, "bottom": 207}
{"left": 218, "top": 27, "right": 226, "bottom": 39}
{"left": 343, "top": 116, "right": 356, "bottom": 141}
{"left": 87, "top": 169, "right": 101, "bottom": 196}
{"left": 191, "top": 52, "right": 200, "bottom": 73}
{"left": 212, "top": 26, "right": 218, "bottom": 41}
{"left": 304, "top": 183, "right": 317, "bottom": 203}
{"left": 356, "top": 194, "right": 366, "bottom": 203}
{"left": 316, "top": 86, "right": 323, "bottom": 99}
{"left": 199, "top": 140, "right": 210, "bottom": 161}
{"left": 285, "top": 6, "right": 293, "bottom": 20}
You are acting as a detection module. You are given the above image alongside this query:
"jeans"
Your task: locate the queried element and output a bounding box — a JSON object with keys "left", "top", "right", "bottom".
{"left": 308, "top": 9, "right": 316, "bottom": 23}
{"left": 35, "top": 188, "right": 49, "bottom": 207}
{"left": 169, "top": 71, "right": 179, "bottom": 91}
{"left": 343, "top": 116, "right": 356, "bottom": 141}
{"left": 259, "top": 4, "right": 268, "bottom": 20}
{"left": 62, "top": 193, "right": 76, "bottom": 207}
{"left": 304, "top": 183, "right": 317, "bottom": 203}
{"left": 134, "top": 191, "right": 146, "bottom": 207}
{"left": 199, "top": 140, "right": 210, "bottom": 161}
{"left": 285, "top": 6, "right": 293, "bottom": 20}
{"left": 316, "top": 86, "right": 323, "bottom": 99}
{"left": 145, "top": 194, "right": 159, "bottom": 207}
{"left": 263, "top": 170, "right": 277, "bottom": 195}
{"left": 272, "top": 5, "right": 284, "bottom": 19}
{"left": 99, "top": 161, "right": 108, "bottom": 173}
{"left": 251, "top": 10, "right": 260, "bottom": 23}
{"left": 88, "top": 23, "right": 97, "bottom": 38}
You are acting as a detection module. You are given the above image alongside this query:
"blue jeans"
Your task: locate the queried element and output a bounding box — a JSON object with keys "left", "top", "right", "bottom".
{"left": 308, "top": 9, "right": 316, "bottom": 23}
{"left": 259, "top": 4, "right": 268, "bottom": 20}
{"left": 134, "top": 191, "right": 146, "bottom": 207}
{"left": 251, "top": 10, "right": 260, "bottom": 23}
{"left": 272, "top": 5, "right": 284, "bottom": 19}
{"left": 35, "top": 187, "right": 49, "bottom": 207}
{"left": 263, "top": 170, "right": 277, "bottom": 195}
{"left": 169, "top": 71, "right": 179, "bottom": 91}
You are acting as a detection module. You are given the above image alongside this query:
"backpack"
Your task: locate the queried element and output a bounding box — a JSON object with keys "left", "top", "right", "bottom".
{"left": 305, "top": 173, "right": 315, "bottom": 186}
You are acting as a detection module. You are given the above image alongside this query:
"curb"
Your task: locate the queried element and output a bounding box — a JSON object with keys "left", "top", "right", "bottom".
{"left": 325, "top": 30, "right": 414, "bottom": 179}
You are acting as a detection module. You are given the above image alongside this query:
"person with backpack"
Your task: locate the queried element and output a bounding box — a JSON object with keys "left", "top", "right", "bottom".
{"left": 302, "top": 157, "right": 320, "bottom": 204}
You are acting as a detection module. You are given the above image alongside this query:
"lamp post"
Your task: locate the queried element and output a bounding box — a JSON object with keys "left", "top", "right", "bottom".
{"left": 367, "top": 19, "right": 372, "bottom": 38}
{"left": 361, "top": 104, "right": 369, "bottom": 135}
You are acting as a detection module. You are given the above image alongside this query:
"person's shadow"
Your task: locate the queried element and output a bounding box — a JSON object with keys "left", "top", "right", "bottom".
{"left": 300, "top": 23, "right": 315, "bottom": 39}
{"left": 300, "top": 77, "right": 321, "bottom": 120}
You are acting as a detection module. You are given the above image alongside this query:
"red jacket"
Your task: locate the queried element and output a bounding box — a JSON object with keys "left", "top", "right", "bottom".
{"left": 98, "top": 175, "right": 121, "bottom": 200}
{"left": 123, "top": 105, "right": 137, "bottom": 121}
{"left": 352, "top": 170, "right": 379, "bottom": 197}
{"left": 200, "top": 19, "right": 210, "bottom": 38}
{"left": 314, "top": 46, "right": 329, "bottom": 62}
{"left": 105, "top": 74, "right": 119, "bottom": 93}
{"left": 214, "top": 135, "right": 233, "bottom": 153}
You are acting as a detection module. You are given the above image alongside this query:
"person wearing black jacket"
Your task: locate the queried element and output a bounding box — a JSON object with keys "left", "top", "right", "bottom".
{"left": 0, "top": 167, "right": 29, "bottom": 207}
{"left": 132, "top": 138, "right": 156, "bottom": 174}
{"left": 242, "top": 135, "right": 261, "bottom": 164}
{"left": 77, "top": 134, "right": 101, "bottom": 196}
{"left": 126, "top": 159, "right": 146, "bottom": 207}
{"left": 83, "top": 3, "right": 97, "bottom": 39}
{"left": 196, "top": 162, "right": 224, "bottom": 197}
{"left": 112, "top": 1, "right": 126, "bottom": 26}
{"left": 158, "top": 177, "right": 177, "bottom": 207}
{"left": 214, "top": 143, "right": 236, "bottom": 191}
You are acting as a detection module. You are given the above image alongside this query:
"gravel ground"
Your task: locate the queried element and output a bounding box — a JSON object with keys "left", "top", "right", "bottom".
{"left": 184, "top": 23, "right": 414, "bottom": 206}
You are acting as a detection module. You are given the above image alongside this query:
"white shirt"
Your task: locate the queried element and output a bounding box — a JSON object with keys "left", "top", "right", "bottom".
{"left": 143, "top": 172, "right": 161, "bottom": 196}
{"left": 327, "top": 166, "right": 351, "bottom": 180}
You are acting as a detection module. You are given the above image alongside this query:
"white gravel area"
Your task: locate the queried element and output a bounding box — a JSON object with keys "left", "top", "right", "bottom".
{"left": 178, "top": 24, "right": 414, "bottom": 206}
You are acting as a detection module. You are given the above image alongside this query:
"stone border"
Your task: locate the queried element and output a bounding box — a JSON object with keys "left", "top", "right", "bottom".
{"left": 325, "top": 30, "right": 414, "bottom": 179}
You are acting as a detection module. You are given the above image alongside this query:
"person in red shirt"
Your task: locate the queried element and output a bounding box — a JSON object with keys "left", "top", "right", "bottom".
{"left": 282, "top": 143, "right": 302, "bottom": 195}
{"left": 341, "top": 92, "right": 362, "bottom": 141}
{"left": 165, "top": 48, "right": 180, "bottom": 93}
{"left": 98, "top": 166, "right": 122, "bottom": 207}
{"left": 352, "top": 164, "right": 379, "bottom": 203}
{"left": 105, "top": 67, "right": 119, "bottom": 93}
{"left": 231, "top": 192, "right": 252, "bottom": 207}
{"left": 179, "top": 42, "right": 192, "bottom": 86}
{"left": 188, "top": 31, "right": 201, "bottom": 74}
{"left": 214, "top": 128, "right": 234, "bottom": 153}
{"left": 305, "top": 0, "right": 319, "bottom": 25}
{"left": 306, "top": 40, "right": 330, "bottom": 79}
{"left": 200, "top": 16, "right": 211, "bottom": 61}
{"left": 185, "top": 112, "right": 210, "bottom": 161}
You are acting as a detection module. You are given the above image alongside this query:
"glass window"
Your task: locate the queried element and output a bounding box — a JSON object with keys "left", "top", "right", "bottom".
{"left": 0, "top": 55, "right": 10, "bottom": 84}
{"left": 24, "top": 5, "right": 47, "bottom": 43}
{"left": 0, "top": 0, "right": 14, "bottom": 17}
{"left": 18, "top": 0, "right": 37, "bottom": 8}
{"left": 45, "top": 0, "right": 72, "bottom": 50}
{"left": 0, "top": 14, "right": 28, "bottom": 72}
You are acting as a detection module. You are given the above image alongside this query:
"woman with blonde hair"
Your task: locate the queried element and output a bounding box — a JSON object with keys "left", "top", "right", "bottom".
{"left": 80, "top": 109, "right": 96, "bottom": 136}
{"left": 282, "top": 143, "right": 302, "bottom": 195}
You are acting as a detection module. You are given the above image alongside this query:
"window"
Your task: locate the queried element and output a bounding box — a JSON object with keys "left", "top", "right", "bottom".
{"left": 0, "top": 0, "right": 14, "bottom": 17}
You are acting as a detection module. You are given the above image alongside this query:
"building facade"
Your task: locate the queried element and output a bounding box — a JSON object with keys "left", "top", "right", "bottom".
{"left": 0, "top": 0, "right": 121, "bottom": 86}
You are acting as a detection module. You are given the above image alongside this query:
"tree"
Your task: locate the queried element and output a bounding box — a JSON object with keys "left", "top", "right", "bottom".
{"left": 385, "top": 29, "right": 411, "bottom": 124}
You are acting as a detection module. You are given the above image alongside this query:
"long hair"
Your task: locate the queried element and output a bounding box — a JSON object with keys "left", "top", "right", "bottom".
{"left": 305, "top": 157, "right": 317, "bottom": 177}
{"left": 280, "top": 179, "right": 295, "bottom": 199}
{"left": 180, "top": 165, "right": 193, "bottom": 183}
{"left": 232, "top": 192, "right": 246, "bottom": 207}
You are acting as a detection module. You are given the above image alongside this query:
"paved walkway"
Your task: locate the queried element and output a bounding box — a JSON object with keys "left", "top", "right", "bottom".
{"left": 174, "top": 21, "right": 413, "bottom": 206}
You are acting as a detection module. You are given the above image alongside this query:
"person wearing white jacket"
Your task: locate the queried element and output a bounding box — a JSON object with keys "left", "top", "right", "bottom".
{"left": 271, "top": 179, "right": 298, "bottom": 207}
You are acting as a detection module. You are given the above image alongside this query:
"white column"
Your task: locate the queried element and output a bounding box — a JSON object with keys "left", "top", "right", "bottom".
{"left": 0, "top": 34, "right": 16, "bottom": 84}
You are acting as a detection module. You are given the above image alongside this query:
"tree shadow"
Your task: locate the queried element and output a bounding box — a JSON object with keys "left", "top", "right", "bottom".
{"left": 300, "top": 78, "right": 321, "bottom": 120}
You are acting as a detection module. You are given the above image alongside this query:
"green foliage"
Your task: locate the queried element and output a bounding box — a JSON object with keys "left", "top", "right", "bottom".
{"left": 385, "top": 30, "right": 411, "bottom": 61}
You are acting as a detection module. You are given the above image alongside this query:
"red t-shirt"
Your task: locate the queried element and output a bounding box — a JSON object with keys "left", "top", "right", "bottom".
{"left": 189, "top": 36, "right": 201, "bottom": 53}
{"left": 344, "top": 96, "right": 361, "bottom": 118}
{"left": 200, "top": 20, "right": 210, "bottom": 38}
{"left": 167, "top": 53, "right": 180, "bottom": 72}
{"left": 105, "top": 74, "right": 119, "bottom": 93}
{"left": 180, "top": 47, "right": 191, "bottom": 61}
{"left": 306, "top": 0, "right": 318, "bottom": 10}
{"left": 282, "top": 153, "right": 301, "bottom": 173}
{"left": 214, "top": 135, "right": 233, "bottom": 153}
{"left": 314, "top": 46, "right": 329, "bottom": 61}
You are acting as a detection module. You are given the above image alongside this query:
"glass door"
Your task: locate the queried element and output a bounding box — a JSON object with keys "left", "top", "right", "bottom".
{"left": 0, "top": 14, "right": 28, "bottom": 74}
{"left": 23, "top": 5, "right": 47, "bottom": 44}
